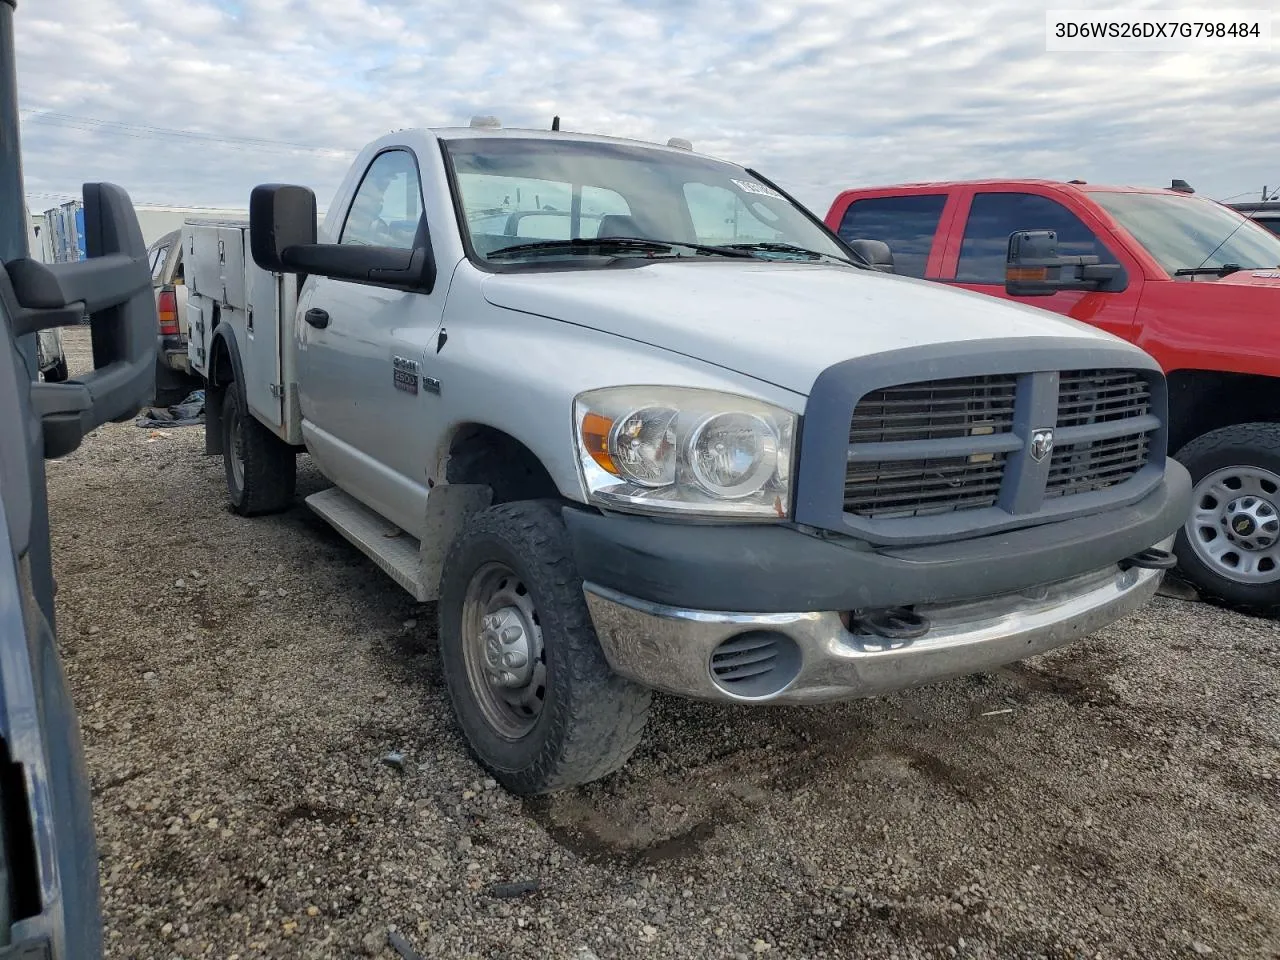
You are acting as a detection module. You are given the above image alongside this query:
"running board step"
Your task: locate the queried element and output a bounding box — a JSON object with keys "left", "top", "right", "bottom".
{"left": 306, "top": 487, "right": 428, "bottom": 601}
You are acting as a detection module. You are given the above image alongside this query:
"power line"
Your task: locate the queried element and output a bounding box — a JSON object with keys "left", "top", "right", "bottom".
{"left": 18, "top": 108, "right": 356, "bottom": 157}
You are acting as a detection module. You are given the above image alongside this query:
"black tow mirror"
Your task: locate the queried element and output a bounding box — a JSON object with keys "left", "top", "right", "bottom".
{"left": 249, "top": 183, "right": 436, "bottom": 293}
{"left": 6, "top": 182, "right": 157, "bottom": 457}
{"left": 250, "top": 184, "right": 318, "bottom": 272}
{"left": 848, "top": 238, "right": 894, "bottom": 273}
{"left": 1005, "top": 229, "right": 1125, "bottom": 296}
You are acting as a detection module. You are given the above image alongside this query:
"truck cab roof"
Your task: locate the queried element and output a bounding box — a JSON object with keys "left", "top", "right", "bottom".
{"left": 410, "top": 124, "right": 728, "bottom": 163}
{"left": 834, "top": 178, "right": 1188, "bottom": 197}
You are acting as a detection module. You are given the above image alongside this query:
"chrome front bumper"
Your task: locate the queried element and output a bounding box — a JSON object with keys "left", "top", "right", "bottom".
{"left": 582, "top": 558, "right": 1166, "bottom": 704}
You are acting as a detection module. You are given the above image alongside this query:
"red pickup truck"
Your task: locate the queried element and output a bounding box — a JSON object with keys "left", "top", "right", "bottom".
{"left": 825, "top": 179, "right": 1280, "bottom": 613}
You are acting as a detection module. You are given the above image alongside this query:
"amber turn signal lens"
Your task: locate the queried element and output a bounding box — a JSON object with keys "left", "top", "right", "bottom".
{"left": 580, "top": 412, "right": 618, "bottom": 476}
{"left": 1006, "top": 266, "right": 1047, "bottom": 282}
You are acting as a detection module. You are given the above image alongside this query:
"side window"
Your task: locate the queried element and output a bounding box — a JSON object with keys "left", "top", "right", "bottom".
{"left": 836, "top": 195, "right": 946, "bottom": 279}
{"left": 341, "top": 150, "right": 424, "bottom": 249}
{"left": 683, "top": 182, "right": 784, "bottom": 246}
{"left": 149, "top": 245, "right": 167, "bottom": 282}
{"left": 957, "top": 192, "right": 1115, "bottom": 284}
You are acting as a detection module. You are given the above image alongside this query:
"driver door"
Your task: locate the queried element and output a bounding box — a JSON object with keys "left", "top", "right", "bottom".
{"left": 297, "top": 149, "right": 446, "bottom": 538}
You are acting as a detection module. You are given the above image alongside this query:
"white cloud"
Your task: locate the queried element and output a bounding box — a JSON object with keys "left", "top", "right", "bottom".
{"left": 14, "top": 0, "right": 1280, "bottom": 214}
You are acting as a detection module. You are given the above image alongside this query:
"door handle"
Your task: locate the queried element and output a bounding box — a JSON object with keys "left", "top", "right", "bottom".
{"left": 304, "top": 308, "right": 330, "bottom": 329}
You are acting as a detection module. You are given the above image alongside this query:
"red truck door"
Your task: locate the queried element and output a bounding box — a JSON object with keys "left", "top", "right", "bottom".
{"left": 938, "top": 186, "right": 1144, "bottom": 343}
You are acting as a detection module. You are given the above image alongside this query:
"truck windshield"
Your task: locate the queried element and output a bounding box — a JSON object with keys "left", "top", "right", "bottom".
{"left": 442, "top": 137, "right": 852, "bottom": 266}
{"left": 1092, "top": 191, "right": 1280, "bottom": 277}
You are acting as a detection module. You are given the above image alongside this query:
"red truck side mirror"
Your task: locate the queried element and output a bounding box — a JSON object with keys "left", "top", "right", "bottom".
{"left": 1005, "top": 229, "right": 1125, "bottom": 296}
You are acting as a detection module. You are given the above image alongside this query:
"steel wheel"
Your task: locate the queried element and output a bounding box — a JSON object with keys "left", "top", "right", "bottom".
{"left": 459, "top": 561, "right": 547, "bottom": 740}
{"left": 227, "top": 408, "right": 245, "bottom": 494}
{"left": 1187, "top": 465, "right": 1280, "bottom": 584}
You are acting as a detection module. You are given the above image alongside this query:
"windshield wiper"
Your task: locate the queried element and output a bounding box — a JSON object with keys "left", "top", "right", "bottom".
{"left": 486, "top": 236, "right": 753, "bottom": 260}
{"left": 1173, "top": 263, "right": 1243, "bottom": 277}
{"left": 721, "top": 241, "right": 854, "bottom": 265}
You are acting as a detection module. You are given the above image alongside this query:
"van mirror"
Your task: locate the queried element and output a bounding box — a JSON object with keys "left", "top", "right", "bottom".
{"left": 1005, "top": 229, "right": 1125, "bottom": 296}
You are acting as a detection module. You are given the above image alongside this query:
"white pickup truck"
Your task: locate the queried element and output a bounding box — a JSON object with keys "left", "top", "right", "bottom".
{"left": 185, "top": 121, "right": 1191, "bottom": 794}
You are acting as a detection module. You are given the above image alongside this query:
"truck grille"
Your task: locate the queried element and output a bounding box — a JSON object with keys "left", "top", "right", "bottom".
{"left": 1045, "top": 370, "right": 1152, "bottom": 499}
{"left": 848, "top": 375, "right": 1018, "bottom": 443}
{"left": 1056, "top": 369, "right": 1151, "bottom": 427}
{"left": 1045, "top": 434, "right": 1151, "bottom": 498}
{"left": 845, "top": 369, "right": 1156, "bottom": 519}
{"left": 845, "top": 452, "right": 1010, "bottom": 516}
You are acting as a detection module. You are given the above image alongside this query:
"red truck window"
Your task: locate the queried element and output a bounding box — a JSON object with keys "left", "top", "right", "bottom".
{"left": 835, "top": 194, "right": 946, "bottom": 278}
{"left": 957, "top": 192, "right": 1117, "bottom": 283}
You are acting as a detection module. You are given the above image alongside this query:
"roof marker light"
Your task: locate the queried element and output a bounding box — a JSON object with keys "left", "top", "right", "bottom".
{"left": 470, "top": 115, "right": 501, "bottom": 129}
{"left": 666, "top": 137, "right": 692, "bottom": 151}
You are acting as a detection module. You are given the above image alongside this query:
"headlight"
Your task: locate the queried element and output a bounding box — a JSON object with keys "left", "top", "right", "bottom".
{"left": 574, "top": 386, "right": 796, "bottom": 519}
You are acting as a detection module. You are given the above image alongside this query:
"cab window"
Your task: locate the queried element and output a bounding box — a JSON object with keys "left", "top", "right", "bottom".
{"left": 457, "top": 177, "right": 630, "bottom": 243}
{"left": 149, "top": 245, "right": 168, "bottom": 282}
{"left": 836, "top": 195, "right": 947, "bottom": 279}
{"left": 341, "top": 150, "right": 424, "bottom": 249}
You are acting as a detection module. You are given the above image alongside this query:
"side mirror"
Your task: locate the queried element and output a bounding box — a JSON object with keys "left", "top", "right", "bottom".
{"left": 250, "top": 184, "right": 318, "bottom": 272}
{"left": 848, "top": 238, "right": 894, "bottom": 273}
{"left": 249, "top": 183, "right": 436, "bottom": 293}
{"left": 6, "top": 182, "right": 157, "bottom": 456}
{"left": 1005, "top": 229, "right": 1125, "bottom": 297}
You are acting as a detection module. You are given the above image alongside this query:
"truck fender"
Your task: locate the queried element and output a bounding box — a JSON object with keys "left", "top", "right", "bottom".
{"left": 203, "top": 321, "right": 246, "bottom": 457}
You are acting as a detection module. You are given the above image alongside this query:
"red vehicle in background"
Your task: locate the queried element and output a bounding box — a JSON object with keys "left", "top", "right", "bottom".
{"left": 825, "top": 179, "right": 1280, "bottom": 613}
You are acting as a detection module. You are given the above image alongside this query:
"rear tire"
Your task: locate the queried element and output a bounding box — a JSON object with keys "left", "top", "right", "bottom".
{"left": 437, "top": 500, "right": 651, "bottom": 794}
{"left": 222, "top": 387, "right": 296, "bottom": 516}
{"left": 1174, "top": 422, "right": 1280, "bottom": 616}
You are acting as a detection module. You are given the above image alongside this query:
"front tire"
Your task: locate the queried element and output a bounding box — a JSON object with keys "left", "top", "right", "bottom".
{"left": 221, "top": 387, "right": 296, "bottom": 516}
{"left": 437, "top": 500, "right": 652, "bottom": 794}
{"left": 1174, "top": 422, "right": 1280, "bottom": 615}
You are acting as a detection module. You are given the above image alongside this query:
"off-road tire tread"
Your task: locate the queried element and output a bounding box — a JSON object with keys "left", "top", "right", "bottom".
{"left": 438, "top": 500, "right": 651, "bottom": 794}
{"left": 1173, "top": 422, "right": 1280, "bottom": 615}
{"left": 223, "top": 388, "right": 296, "bottom": 517}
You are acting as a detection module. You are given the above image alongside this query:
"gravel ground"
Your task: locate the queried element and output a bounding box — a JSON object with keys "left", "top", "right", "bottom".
{"left": 49, "top": 328, "right": 1279, "bottom": 960}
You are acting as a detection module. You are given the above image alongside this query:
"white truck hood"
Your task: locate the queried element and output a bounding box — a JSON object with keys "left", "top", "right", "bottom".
{"left": 481, "top": 260, "right": 1114, "bottom": 395}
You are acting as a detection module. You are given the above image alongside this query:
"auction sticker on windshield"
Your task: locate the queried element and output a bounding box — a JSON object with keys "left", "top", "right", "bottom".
{"left": 731, "top": 178, "right": 784, "bottom": 200}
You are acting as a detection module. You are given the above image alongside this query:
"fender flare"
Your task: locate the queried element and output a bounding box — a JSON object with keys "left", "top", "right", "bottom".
{"left": 204, "top": 320, "right": 246, "bottom": 456}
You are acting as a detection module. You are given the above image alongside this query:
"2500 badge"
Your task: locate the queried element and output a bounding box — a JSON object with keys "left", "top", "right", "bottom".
{"left": 393, "top": 355, "right": 420, "bottom": 395}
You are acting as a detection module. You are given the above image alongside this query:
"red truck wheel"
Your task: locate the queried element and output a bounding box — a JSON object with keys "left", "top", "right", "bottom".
{"left": 1174, "top": 423, "right": 1280, "bottom": 615}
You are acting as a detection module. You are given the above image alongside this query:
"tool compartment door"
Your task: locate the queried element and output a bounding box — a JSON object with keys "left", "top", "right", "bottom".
{"left": 243, "top": 233, "right": 284, "bottom": 430}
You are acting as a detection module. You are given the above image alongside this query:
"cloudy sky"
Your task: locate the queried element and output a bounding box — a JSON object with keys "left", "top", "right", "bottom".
{"left": 13, "top": 0, "right": 1280, "bottom": 216}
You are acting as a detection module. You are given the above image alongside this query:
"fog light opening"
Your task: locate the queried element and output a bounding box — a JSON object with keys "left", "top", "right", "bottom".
{"left": 708, "top": 630, "right": 802, "bottom": 699}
